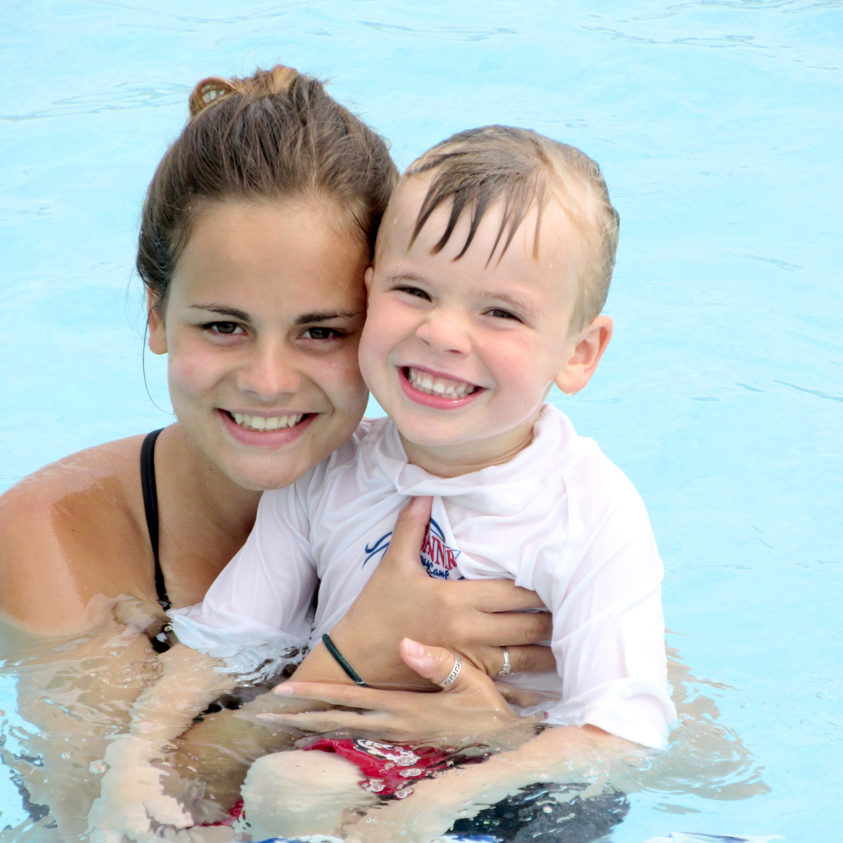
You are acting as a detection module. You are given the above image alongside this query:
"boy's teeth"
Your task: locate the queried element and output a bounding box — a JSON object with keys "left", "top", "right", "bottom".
{"left": 407, "top": 367, "right": 476, "bottom": 398}
{"left": 231, "top": 412, "right": 304, "bottom": 431}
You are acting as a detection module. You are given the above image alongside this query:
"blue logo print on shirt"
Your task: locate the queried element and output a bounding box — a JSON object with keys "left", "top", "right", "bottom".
{"left": 363, "top": 518, "right": 463, "bottom": 580}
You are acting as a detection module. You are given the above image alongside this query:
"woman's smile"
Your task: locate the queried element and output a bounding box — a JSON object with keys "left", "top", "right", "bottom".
{"left": 218, "top": 409, "right": 318, "bottom": 450}
{"left": 227, "top": 411, "right": 308, "bottom": 432}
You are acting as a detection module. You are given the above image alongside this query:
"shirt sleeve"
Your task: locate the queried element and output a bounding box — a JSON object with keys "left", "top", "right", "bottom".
{"left": 168, "top": 485, "right": 318, "bottom": 679}
{"left": 530, "top": 455, "right": 676, "bottom": 749}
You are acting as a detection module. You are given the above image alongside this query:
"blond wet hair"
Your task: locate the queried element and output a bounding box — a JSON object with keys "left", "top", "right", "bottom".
{"left": 404, "top": 125, "right": 619, "bottom": 330}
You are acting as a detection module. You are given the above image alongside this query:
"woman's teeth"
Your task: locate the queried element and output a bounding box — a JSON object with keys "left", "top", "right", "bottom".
{"left": 407, "top": 367, "right": 477, "bottom": 398}
{"left": 231, "top": 412, "right": 304, "bottom": 431}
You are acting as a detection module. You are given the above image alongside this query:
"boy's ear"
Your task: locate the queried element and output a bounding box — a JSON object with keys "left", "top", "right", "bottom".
{"left": 363, "top": 265, "right": 374, "bottom": 290}
{"left": 147, "top": 291, "right": 168, "bottom": 355}
{"left": 554, "top": 315, "right": 613, "bottom": 395}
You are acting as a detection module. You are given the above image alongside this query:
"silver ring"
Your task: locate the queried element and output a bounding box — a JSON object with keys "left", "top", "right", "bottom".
{"left": 498, "top": 647, "right": 512, "bottom": 677}
{"left": 439, "top": 655, "right": 462, "bottom": 688}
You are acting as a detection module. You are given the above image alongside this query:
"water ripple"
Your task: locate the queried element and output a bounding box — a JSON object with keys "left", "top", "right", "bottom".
{"left": 0, "top": 83, "right": 184, "bottom": 122}
{"left": 775, "top": 379, "right": 843, "bottom": 402}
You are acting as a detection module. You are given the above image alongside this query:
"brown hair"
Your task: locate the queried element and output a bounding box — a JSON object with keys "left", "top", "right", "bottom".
{"left": 138, "top": 65, "right": 397, "bottom": 306}
{"left": 405, "top": 125, "right": 619, "bottom": 329}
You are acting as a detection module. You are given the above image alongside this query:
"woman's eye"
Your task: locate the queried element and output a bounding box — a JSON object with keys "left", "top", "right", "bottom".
{"left": 301, "top": 327, "right": 342, "bottom": 341}
{"left": 204, "top": 321, "right": 244, "bottom": 335}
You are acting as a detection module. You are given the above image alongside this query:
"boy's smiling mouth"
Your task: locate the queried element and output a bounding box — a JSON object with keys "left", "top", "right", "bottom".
{"left": 402, "top": 366, "right": 480, "bottom": 400}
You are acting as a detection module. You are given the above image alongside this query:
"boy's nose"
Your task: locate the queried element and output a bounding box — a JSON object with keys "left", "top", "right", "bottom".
{"left": 416, "top": 308, "right": 472, "bottom": 355}
{"left": 236, "top": 341, "right": 302, "bottom": 400}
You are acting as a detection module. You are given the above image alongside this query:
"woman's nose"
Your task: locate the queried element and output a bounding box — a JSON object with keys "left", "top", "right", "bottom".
{"left": 236, "top": 340, "right": 302, "bottom": 400}
{"left": 415, "top": 308, "right": 472, "bottom": 355}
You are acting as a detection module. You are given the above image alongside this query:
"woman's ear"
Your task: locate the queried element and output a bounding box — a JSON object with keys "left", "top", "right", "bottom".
{"left": 554, "top": 315, "right": 613, "bottom": 395}
{"left": 146, "top": 291, "right": 168, "bottom": 355}
{"left": 363, "top": 265, "right": 374, "bottom": 290}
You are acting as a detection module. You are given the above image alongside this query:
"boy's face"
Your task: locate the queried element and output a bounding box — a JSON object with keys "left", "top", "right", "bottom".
{"left": 359, "top": 174, "right": 607, "bottom": 476}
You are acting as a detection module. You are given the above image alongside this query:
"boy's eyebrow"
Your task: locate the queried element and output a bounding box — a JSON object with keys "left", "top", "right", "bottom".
{"left": 384, "top": 269, "right": 428, "bottom": 284}
{"left": 382, "top": 272, "right": 541, "bottom": 317}
{"left": 189, "top": 304, "right": 363, "bottom": 324}
{"left": 480, "top": 290, "right": 540, "bottom": 317}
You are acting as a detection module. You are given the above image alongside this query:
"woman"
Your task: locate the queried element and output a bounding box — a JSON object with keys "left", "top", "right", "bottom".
{"left": 0, "top": 65, "right": 552, "bottom": 838}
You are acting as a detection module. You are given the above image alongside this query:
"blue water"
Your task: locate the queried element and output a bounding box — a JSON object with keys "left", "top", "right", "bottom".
{"left": 2, "top": 1, "right": 841, "bottom": 840}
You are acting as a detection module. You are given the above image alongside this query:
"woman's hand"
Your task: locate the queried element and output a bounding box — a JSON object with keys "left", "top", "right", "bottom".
{"left": 295, "top": 497, "right": 554, "bottom": 689}
{"left": 262, "top": 638, "right": 543, "bottom": 751}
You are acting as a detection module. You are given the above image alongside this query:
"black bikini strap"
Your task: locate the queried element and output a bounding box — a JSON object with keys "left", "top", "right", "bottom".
{"left": 140, "top": 428, "right": 169, "bottom": 610}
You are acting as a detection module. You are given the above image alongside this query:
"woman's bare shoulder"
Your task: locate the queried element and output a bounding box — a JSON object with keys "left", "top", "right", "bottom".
{"left": 0, "top": 433, "right": 156, "bottom": 634}
{"left": 0, "top": 434, "right": 149, "bottom": 510}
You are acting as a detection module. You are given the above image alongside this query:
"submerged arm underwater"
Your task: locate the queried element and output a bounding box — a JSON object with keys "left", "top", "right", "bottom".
{"left": 86, "top": 641, "right": 237, "bottom": 840}
{"left": 0, "top": 610, "right": 161, "bottom": 840}
{"left": 269, "top": 643, "right": 644, "bottom": 843}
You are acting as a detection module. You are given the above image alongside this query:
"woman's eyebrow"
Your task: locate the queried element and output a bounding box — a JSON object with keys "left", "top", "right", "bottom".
{"left": 190, "top": 304, "right": 249, "bottom": 320}
{"left": 295, "top": 310, "right": 363, "bottom": 325}
{"left": 189, "top": 305, "right": 362, "bottom": 324}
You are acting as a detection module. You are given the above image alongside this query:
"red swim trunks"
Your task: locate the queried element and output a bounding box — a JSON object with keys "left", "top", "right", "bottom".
{"left": 304, "top": 738, "right": 453, "bottom": 798}
{"left": 201, "top": 800, "right": 244, "bottom": 827}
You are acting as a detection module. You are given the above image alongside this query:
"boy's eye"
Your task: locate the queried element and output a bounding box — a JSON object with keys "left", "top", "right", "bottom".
{"left": 486, "top": 308, "right": 522, "bottom": 322}
{"left": 395, "top": 284, "right": 431, "bottom": 301}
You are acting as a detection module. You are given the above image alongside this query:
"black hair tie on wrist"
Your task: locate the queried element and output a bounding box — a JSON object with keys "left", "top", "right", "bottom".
{"left": 321, "top": 633, "right": 369, "bottom": 687}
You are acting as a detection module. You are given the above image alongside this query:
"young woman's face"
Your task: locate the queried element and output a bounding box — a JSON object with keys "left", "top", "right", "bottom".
{"left": 148, "top": 198, "right": 369, "bottom": 491}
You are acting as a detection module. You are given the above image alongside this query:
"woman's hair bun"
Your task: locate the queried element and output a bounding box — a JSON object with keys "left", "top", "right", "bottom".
{"left": 188, "top": 65, "right": 300, "bottom": 117}
{"left": 188, "top": 77, "right": 235, "bottom": 117}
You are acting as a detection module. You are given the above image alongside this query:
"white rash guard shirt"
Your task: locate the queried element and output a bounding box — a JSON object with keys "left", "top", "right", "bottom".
{"left": 171, "top": 405, "right": 676, "bottom": 749}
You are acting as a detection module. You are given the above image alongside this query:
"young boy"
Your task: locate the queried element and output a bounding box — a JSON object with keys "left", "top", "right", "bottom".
{"left": 92, "top": 126, "right": 675, "bottom": 841}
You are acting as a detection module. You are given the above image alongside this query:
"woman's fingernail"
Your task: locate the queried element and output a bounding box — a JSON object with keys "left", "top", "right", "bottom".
{"left": 402, "top": 638, "right": 425, "bottom": 658}
{"left": 274, "top": 684, "right": 295, "bottom": 695}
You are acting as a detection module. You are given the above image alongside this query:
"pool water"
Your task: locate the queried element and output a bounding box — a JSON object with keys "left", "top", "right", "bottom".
{"left": 1, "top": 1, "right": 841, "bottom": 840}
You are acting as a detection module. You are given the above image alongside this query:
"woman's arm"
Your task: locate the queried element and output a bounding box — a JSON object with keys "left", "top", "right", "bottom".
{"left": 267, "top": 641, "right": 637, "bottom": 843}
{"left": 174, "top": 497, "right": 555, "bottom": 796}
{"left": 266, "top": 637, "right": 543, "bottom": 749}
{"left": 3, "top": 618, "right": 160, "bottom": 840}
{"left": 87, "top": 642, "right": 239, "bottom": 839}
{"left": 88, "top": 639, "right": 325, "bottom": 837}
{"left": 172, "top": 627, "right": 544, "bottom": 809}
{"left": 293, "top": 497, "right": 555, "bottom": 689}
